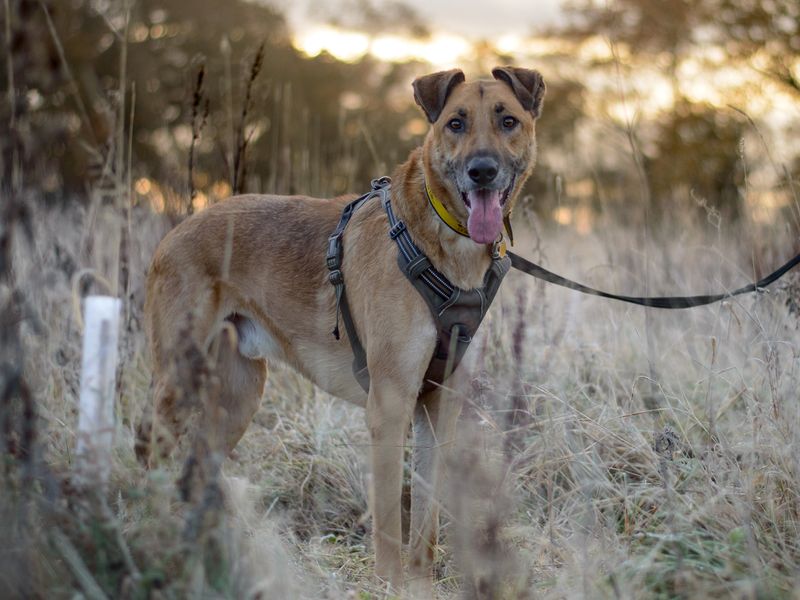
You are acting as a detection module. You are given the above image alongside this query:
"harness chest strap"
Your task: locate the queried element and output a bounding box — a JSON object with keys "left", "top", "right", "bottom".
{"left": 326, "top": 177, "right": 511, "bottom": 395}
{"left": 382, "top": 184, "right": 511, "bottom": 394}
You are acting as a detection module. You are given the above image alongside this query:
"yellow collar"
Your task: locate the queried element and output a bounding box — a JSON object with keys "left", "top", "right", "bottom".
{"left": 425, "top": 182, "right": 470, "bottom": 237}
{"left": 424, "top": 181, "right": 515, "bottom": 247}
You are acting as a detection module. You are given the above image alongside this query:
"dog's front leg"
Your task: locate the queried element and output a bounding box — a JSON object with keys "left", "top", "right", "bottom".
{"left": 408, "top": 388, "right": 462, "bottom": 597}
{"left": 367, "top": 376, "right": 414, "bottom": 592}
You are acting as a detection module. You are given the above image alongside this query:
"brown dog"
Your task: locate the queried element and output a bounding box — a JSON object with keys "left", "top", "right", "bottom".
{"left": 137, "top": 67, "right": 545, "bottom": 595}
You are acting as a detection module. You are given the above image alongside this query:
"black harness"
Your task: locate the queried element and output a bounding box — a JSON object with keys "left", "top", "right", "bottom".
{"left": 326, "top": 177, "right": 510, "bottom": 394}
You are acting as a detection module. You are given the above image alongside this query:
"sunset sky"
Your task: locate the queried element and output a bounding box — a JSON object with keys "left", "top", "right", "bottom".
{"left": 283, "top": 0, "right": 564, "bottom": 40}
{"left": 276, "top": 0, "right": 560, "bottom": 69}
{"left": 279, "top": 0, "right": 565, "bottom": 66}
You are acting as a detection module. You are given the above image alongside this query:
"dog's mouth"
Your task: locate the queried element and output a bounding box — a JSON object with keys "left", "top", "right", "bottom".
{"left": 460, "top": 178, "right": 514, "bottom": 244}
{"left": 461, "top": 183, "right": 513, "bottom": 210}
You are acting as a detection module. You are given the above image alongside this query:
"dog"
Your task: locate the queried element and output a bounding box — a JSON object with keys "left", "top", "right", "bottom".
{"left": 136, "top": 66, "right": 545, "bottom": 595}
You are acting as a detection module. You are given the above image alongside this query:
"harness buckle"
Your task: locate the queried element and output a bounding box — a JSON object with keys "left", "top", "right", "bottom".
{"left": 328, "top": 269, "right": 344, "bottom": 286}
{"left": 371, "top": 176, "right": 391, "bottom": 190}
{"left": 326, "top": 235, "right": 341, "bottom": 270}
{"left": 406, "top": 254, "right": 432, "bottom": 280}
{"left": 389, "top": 220, "right": 407, "bottom": 239}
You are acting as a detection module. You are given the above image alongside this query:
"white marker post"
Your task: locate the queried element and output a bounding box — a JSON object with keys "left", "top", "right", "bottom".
{"left": 76, "top": 295, "right": 122, "bottom": 488}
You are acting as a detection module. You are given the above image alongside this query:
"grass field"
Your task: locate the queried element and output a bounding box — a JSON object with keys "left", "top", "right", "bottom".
{"left": 2, "top": 185, "right": 799, "bottom": 599}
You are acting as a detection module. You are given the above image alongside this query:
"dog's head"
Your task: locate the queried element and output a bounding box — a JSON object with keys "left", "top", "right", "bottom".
{"left": 413, "top": 67, "right": 545, "bottom": 244}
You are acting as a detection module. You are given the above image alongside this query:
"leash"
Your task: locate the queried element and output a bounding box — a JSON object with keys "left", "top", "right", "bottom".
{"left": 425, "top": 183, "right": 800, "bottom": 308}
{"left": 507, "top": 250, "right": 800, "bottom": 309}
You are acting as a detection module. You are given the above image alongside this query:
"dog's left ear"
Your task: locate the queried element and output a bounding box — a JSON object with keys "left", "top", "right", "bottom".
{"left": 492, "top": 67, "right": 546, "bottom": 118}
{"left": 413, "top": 69, "right": 466, "bottom": 123}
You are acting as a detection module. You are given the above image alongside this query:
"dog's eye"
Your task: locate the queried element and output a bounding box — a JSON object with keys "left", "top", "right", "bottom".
{"left": 447, "top": 118, "right": 464, "bottom": 132}
{"left": 502, "top": 116, "right": 518, "bottom": 130}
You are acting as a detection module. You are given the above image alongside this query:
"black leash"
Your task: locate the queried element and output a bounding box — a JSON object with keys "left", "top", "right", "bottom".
{"left": 507, "top": 250, "right": 800, "bottom": 308}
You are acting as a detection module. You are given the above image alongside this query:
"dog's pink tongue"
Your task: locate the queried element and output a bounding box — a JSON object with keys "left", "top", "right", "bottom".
{"left": 466, "top": 189, "right": 503, "bottom": 244}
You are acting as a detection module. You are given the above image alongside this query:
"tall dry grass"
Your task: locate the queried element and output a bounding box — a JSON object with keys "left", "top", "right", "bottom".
{"left": 2, "top": 179, "right": 799, "bottom": 598}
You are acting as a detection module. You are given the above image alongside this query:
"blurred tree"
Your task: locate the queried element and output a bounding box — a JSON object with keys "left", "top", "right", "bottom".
{"left": 1, "top": 0, "right": 292, "bottom": 193}
{"left": 561, "top": 0, "right": 799, "bottom": 99}
{"left": 0, "top": 0, "right": 64, "bottom": 193}
{"left": 1, "top": 0, "right": 426, "bottom": 201}
{"left": 560, "top": 0, "right": 705, "bottom": 96}
{"left": 709, "top": 0, "right": 800, "bottom": 98}
{"left": 555, "top": 0, "right": 796, "bottom": 218}
{"left": 646, "top": 100, "right": 744, "bottom": 218}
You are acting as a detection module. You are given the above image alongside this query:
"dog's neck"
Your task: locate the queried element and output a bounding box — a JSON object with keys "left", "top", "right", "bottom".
{"left": 391, "top": 148, "right": 492, "bottom": 290}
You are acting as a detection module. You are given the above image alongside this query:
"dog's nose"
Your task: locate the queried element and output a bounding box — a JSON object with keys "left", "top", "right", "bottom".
{"left": 467, "top": 156, "right": 499, "bottom": 186}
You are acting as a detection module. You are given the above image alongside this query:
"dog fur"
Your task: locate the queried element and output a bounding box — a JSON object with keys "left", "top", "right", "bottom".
{"left": 136, "top": 66, "right": 545, "bottom": 595}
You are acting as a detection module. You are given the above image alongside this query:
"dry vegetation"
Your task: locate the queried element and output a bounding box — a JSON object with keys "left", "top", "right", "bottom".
{"left": 2, "top": 177, "right": 800, "bottom": 599}
{"left": 2, "top": 3, "right": 800, "bottom": 597}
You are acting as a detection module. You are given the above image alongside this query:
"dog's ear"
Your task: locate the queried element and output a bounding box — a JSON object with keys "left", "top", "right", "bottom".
{"left": 412, "top": 69, "right": 466, "bottom": 123}
{"left": 492, "top": 66, "right": 546, "bottom": 118}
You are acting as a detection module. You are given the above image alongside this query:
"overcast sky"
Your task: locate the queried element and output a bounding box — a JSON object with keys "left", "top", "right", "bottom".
{"left": 277, "top": 0, "right": 564, "bottom": 39}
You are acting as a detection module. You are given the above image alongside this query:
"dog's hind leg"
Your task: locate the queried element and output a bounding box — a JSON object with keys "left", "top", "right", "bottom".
{"left": 136, "top": 322, "right": 267, "bottom": 467}
{"left": 135, "top": 377, "right": 185, "bottom": 466}
{"left": 210, "top": 324, "right": 268, "bottom": 454}
{"left": 408, "top": 388, "right": 462, "bottom": 597}
{"left": 136, "top": 277, "right": 268, "bottom": 464}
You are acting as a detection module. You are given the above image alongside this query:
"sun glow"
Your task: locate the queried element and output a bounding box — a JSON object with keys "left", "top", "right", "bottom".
{"left": 294, "top": 26, "right": 370, "bottom": 62}
{"left": 496, "top": 33, "right": 566, "bottom": 58}
{"left": 293, "top": 26, "right": 473, "bottom": 67}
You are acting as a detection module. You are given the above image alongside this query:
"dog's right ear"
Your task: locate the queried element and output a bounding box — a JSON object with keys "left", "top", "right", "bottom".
{"left": 412, "top": 69, "right": 466, "bottom": 124}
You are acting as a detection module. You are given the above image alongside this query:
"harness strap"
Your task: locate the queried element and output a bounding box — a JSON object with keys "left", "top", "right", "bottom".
{"left": 325, "top": 188, "right": 379, "bottom": 391}
{"left": 508, "top": 250, "right": 800, "bottom": 308}
{"left": 337, "top": 286, "right": 369, "bottom": 390}
{"left": 382, "top": 189, "right": 457, "bottom": 301}
{"left": 326, "top": 192, "right": 371, "bottom": 338}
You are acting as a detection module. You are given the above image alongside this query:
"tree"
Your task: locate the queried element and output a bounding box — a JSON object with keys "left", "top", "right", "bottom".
{"left": 554, "top": 0, "right": 797, "bottom": 218}
{"left": 711, "top": 0, "right": 800, "bottom": 98}
{"left": 646, "top": 100, "right": 745, "bottom": 219}
{"left": 561, "top": 0, "right": 800, "bottom": 98}
{"left": 1, "top": 0, "right": 425, "bottom": 200}
{"left": 560, "top": 0, "right": 708, "bottom": 96}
